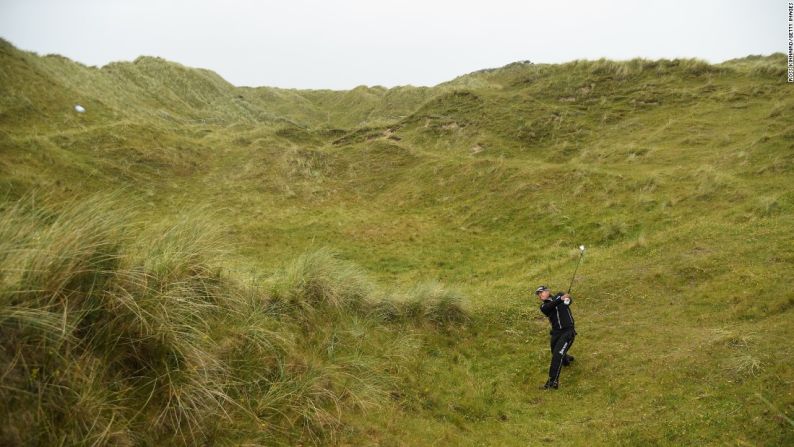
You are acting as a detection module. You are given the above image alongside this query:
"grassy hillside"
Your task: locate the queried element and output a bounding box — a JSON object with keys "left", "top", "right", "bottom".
{"left": 1, "top": 38, "right": 792, "bottom": 446}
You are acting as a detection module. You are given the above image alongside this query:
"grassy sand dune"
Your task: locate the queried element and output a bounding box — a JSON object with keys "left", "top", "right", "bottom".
{"left": 0, "top": 39, "right": 792, "bottom": 445}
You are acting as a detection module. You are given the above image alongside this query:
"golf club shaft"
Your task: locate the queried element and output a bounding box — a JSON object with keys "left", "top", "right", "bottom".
{"left": 567, "top": 252, "right": 584, "bottom": 294}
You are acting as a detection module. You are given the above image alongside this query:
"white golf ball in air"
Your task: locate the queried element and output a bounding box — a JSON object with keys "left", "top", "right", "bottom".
{"left": 579, "top": 245, "right": 585, "bottom": 251}
{"left": 74, "top": 104, "right": 85, "bottom": 113}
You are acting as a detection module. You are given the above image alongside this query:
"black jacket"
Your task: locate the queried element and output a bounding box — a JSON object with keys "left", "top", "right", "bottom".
{"left": 540, "top": 292, "right": 575, "bottom": 333}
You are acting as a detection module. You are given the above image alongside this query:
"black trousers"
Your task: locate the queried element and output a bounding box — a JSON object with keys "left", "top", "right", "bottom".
{"left": 548, "top": 328, "right": 576, "bottom": 383}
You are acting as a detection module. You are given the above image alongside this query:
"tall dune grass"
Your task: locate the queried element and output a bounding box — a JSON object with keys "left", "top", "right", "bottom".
{"left": 0, "top": 195, "right": 467, "bottom": 446}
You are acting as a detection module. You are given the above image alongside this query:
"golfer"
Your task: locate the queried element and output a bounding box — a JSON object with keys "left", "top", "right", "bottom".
{"left": 536, "top": 285, "right": 576, "bottom": 389}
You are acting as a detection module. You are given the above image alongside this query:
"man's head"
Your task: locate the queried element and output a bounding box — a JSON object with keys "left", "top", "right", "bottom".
{"left": 535, "top": 285, "right": 551, "bottom": 300}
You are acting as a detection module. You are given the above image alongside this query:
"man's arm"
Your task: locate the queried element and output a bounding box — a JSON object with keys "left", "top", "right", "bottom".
{"left": 540, "top": 295, "right": 563, "bottom": 315}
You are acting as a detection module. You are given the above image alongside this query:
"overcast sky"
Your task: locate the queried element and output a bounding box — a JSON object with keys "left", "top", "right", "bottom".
{"left": 0, "top": 0, "right": 782, "bottom": 90}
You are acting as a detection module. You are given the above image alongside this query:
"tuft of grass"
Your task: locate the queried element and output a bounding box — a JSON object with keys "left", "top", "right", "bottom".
{"left": 0, "top": 195, "right": 237, "bottom": 445}
{"left": 723, "top": 354, "right": 762, "bottom": 379}
{"left": 267, "top": 248, "right": 374, "bottom": 313}
{"left": 402, "top": 281, "right": 469, "bottom": 326}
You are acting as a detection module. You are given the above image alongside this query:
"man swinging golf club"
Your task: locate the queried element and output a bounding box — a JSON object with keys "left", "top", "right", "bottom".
{"left": 536, "top": 245, "right": 585, "bottom": 390}
{"left": 537, "top": 286, "right": 575, "bottom": 389}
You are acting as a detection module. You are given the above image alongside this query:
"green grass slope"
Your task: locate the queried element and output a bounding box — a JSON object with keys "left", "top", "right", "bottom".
{"left": 1, "top": 38, "right": 792, "bottom": 446}
{"left": 0, "top": 196, "right": 467, "bottom": 446}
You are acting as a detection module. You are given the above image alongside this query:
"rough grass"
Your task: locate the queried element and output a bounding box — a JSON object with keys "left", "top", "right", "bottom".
{"left": 0, "top": 196, "right": 468, "bottom": 446}
{"left": 1, "top": 39, "right": 792, "bottom": 446}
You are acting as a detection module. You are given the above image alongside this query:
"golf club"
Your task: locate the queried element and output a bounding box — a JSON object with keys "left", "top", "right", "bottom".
{"left": 567, "top": 245, "right": 586, "bottom": 294}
